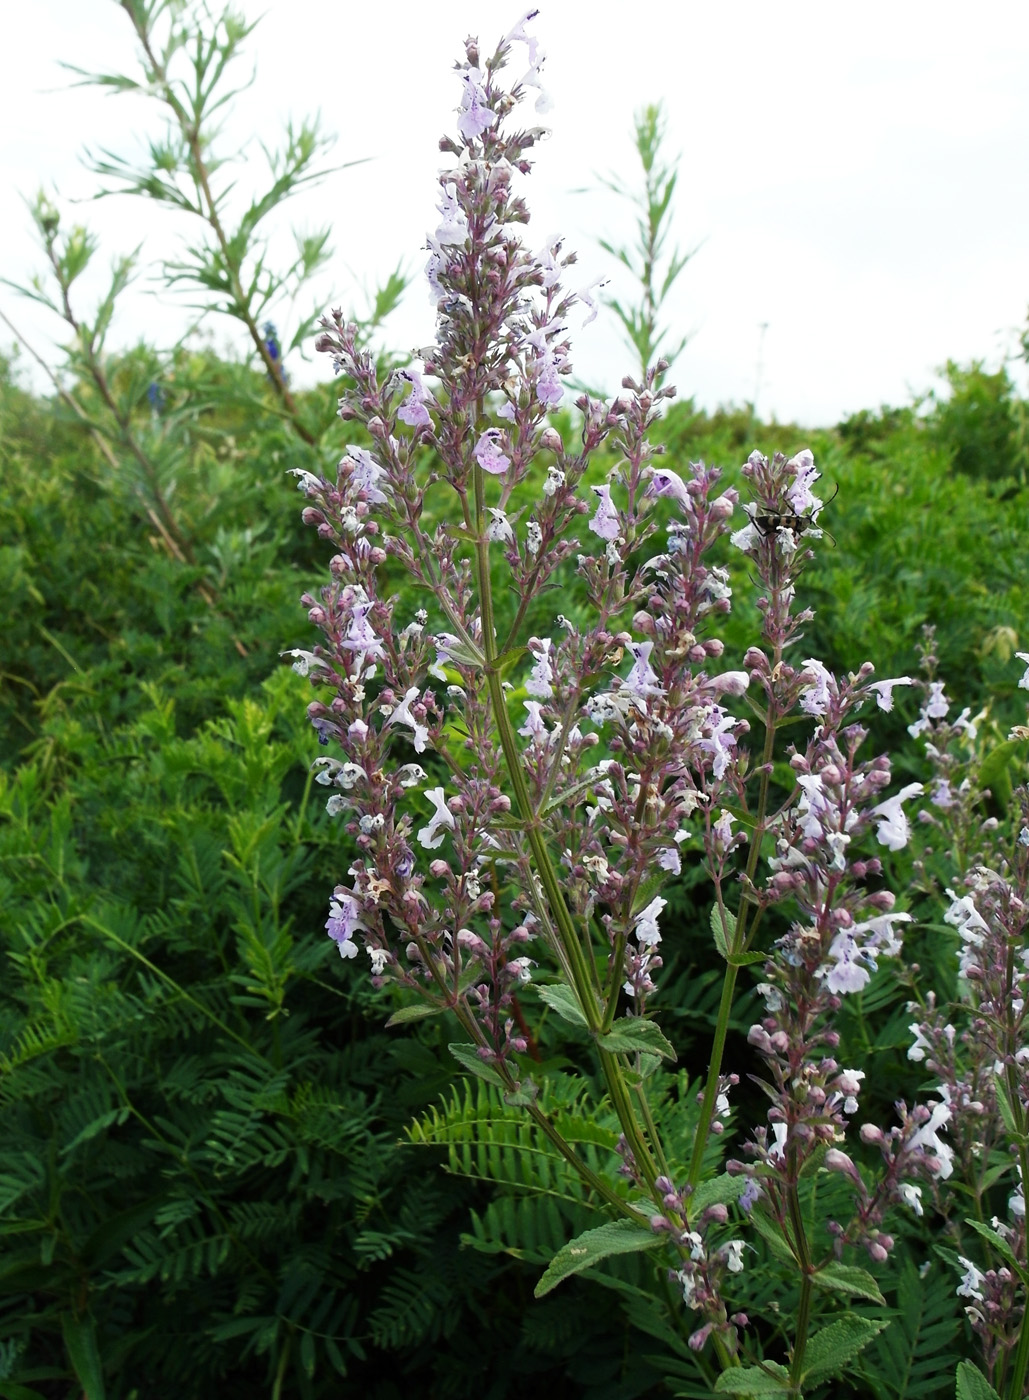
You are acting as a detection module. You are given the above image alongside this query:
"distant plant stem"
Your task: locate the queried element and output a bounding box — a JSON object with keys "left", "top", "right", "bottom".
{"left": 121, "top": 3, "right": 316, "bottom": 443}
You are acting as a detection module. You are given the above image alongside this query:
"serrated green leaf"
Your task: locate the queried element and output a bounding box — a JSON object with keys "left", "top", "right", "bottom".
{"left": 802, "top": 1315, "right": 885, "bottom": 1388}
{"left": 503, "top": 1081, "right": 538, "bottom": 1107}
{"left": 534, "top": 1218, "right": 661, "bottom": 1297}
{"left": 748, "top": 1207, "right": 797, "bottom": 1266}
{"left": 689, "top": 1173, "right": 746, "bottom": 1215}
{"left": 727, "top": 950, "right": 766, "bottom": 967}
{"left": 597, "top": 1017, "right": 676, "bottom": 1060}
{"left": 713, "top": 1362, "right": 789, "bottom": 1394}
{"left": 448, "top": 1043, "right": 505, "bottom": 1087}
{"left": 955, "top": 1360, "right": 1001, "bottom": 1400}
{"left": 710, "top": 904, "right": 734, "bottom": 959}
{"left": 964, "top": 1217, "right": 1026, "bottom": 1280}
{"left": 810, "top": 1261, "right": 886, "bottom": 1304}
{"left": 385, "top": 1002, "right": 443, "bottom": 1027}
{"left": 537, "top": 983, "right": 589, "bottom": 1028}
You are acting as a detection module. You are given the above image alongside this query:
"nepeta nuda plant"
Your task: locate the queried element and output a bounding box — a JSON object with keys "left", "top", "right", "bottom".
{"left": 902, "top": 648, "right": 1029, "bottom": 1400}
{"left": 288, "top": 13, "right": 971, "bottom": 1394}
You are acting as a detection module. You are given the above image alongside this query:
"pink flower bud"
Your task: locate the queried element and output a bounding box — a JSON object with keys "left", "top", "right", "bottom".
{"left": 540, "top": 426, "right": 564, "bottom": 453}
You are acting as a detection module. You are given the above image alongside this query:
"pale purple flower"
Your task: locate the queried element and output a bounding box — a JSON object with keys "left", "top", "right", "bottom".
{"left": 346, "top": 445, "right": 390, "bottom": 505}
{"left": 738, "top": 1179, "right": 761, "bottom": 1213}
{"left": 930, "top": 777, "right": 955, "bottom": 809}
{"left": 634, "top": 896, "right": 667, "bottom": 948}
{"left": 799, "top": 658, "right": 834, "bottom": 717}
{"left": 907, "top": 1098, "right": 954, "bottom": 1180}
{"left": 434, "top": 183, "right": 467, "bottom": 245}
{"left": 644, "top": 468, "right": 692, "bottom": 509}
{"left": 710, "top": 670, "right": 750, "bottom": 697}
{"left": 624, "top": 641, "right": 665, "bottom": 700}
{"left": 657, "top": 846, "right": 681, "bottom": 874}
{"left": 785, "top": 449, "right": 820, "bottom": 515}
{"left": 820, "top": 929, "right": 872, "bottom": 995}
{"left": 535, "top": 351, "right": 564, "bottom": 407}
{"left": 871, "top": 783, "right": 924, "bottom": 851}
{"left": 386, "top": 687, "right": 429, "bottom": 753}
{"left": 341, "top": 603, "right": 386, "bottom": 671}
{"left": 588, "top": 484, "right": 620, "bottom": 541}
{"left": 326, "top": 887, "right": 367, "bottom": 959}
{"left": 457, "top": 68, "right": 497, "bottom": 141}
{"left": 908, "top": 681, "right": 949, "bottom": 738}
{"left": 525, "top": 638, "right": 554, "bottom": 698}
{"left": 868, "top": 676, "right": 915, "bottom": 712}
{"left": 518, "top": 700, "right": 550, "bottom": 745}
{"left": 712, "top": 810, "right": 736, "bottom": 846}
{"left": 474, "top": 428, "right": 510, "bottom": 476}
{"left": 397, "top": 368, "right": 433, "bottom": 427}
{"left": 418, "top": 787, "right": 456, "bottom": 850}
{"left": 697, "top": 707, "right": 739, "bottom": 780}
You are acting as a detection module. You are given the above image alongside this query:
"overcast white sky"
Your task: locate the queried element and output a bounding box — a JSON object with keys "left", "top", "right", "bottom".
{"left": 3, "top": 1, "right": 1029, "bottom": 425}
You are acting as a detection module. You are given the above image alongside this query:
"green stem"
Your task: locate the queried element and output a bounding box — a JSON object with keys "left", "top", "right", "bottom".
{"left": 784, "top": 1156, "right": 814, "bottom": 1395}
{"left": 687, "top": 699, "right": 779, "bottom": 1188}
{"left": 1004, "top": 1074, "right": 1029, "bottom": 1399}
{"left": 471, "top": 460, "right": 661, "bottom": 1193}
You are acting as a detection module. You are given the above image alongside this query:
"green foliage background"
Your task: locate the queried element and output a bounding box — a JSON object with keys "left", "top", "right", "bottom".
{"left": 2, "top": 4, "right": 1029, "bottom": 1395}
{"left": 2, "top": 341, "right": 1028, "bottom": 1397}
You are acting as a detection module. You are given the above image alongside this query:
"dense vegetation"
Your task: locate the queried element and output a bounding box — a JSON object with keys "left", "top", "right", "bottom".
{"left": 3, "top": 4, "right": 1029, "bottom": 1396}
{"left": 1, "top": 341, "right": 1027, "bottom": 1398}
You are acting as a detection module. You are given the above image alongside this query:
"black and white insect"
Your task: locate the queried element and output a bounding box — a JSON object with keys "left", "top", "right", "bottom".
{"left": 754, "top": 482, "right": 839, "bottom": 544}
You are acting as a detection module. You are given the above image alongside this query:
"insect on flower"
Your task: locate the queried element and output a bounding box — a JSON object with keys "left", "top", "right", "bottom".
{"left": 754, "top": 482, "right": 839, "bottom": 545}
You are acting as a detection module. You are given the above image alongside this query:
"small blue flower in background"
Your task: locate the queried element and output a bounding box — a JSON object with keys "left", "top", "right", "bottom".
{"left": 147, "top": 381, "right": 166, "bottom": 415}
{"left": 262, "top": 322, "right": 288, "bottom": 384}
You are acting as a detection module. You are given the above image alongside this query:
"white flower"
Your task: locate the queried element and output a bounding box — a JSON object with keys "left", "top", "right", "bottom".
{"left": 1017, "top": 652, "right": 1029, "bottom": 690}
{"left": 385, "top": 687, "right": 429, "bottom": 753}
{"left": 634, "top": 896, "right": 667, "bottom": 948}
{"left": 871, "top": 783, "right": 924, "bottom": 851}
{"left": 907, "top": 1099, "right": 954, "bottom": 1180}
{"left": 898, "top": 1183, "right": 924, "bottom": 1217}
{"left": 907, "top": 1024, "right": 933, "bottom": 1062}
{"left": 589, "top": 484, "right": 620, "bottom": 540}
{"left": 956, "top": 1256, "right": 985, "bottom": 1302}
{"left": 768, "top": 1123, "right": 788, "bottom": 1162}
{"left": 868, "top": 676, "right": 915, "bottom": 711}
{"left": 280, "top": 648, "right": 327, "bottom": 678}
{"left": 368, "top": 947, "right": 389, "bottom": 975}
{"left": 417, "top": 787, "right": 456, "bottom": 850}
{"left": 525, "top": 638, "right": 554, "bottom": 698}
{"left": 486, "top": 508, "right": 514, "bottom": 543}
